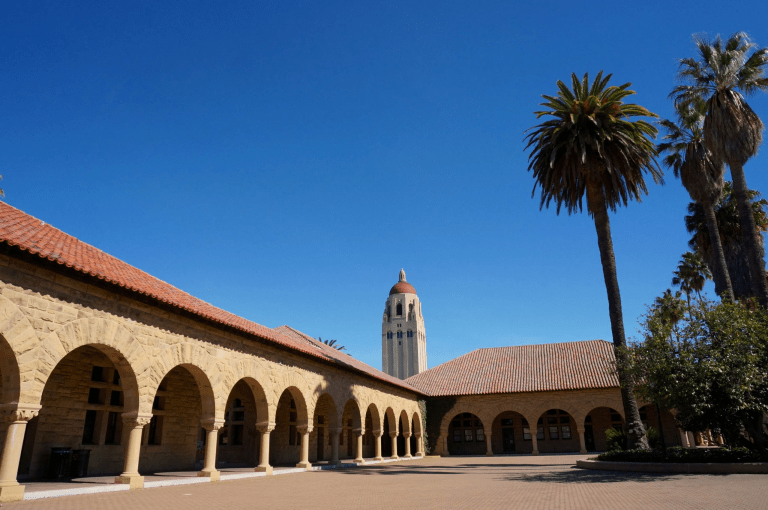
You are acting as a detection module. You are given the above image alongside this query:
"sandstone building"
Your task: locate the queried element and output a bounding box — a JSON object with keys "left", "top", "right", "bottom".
{"left": 0, "top": 202, "right": 686, "bottom": 503}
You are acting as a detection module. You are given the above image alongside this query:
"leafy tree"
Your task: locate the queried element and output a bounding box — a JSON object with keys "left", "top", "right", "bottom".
{"left": 685, "top": 182, "right": 768, "bottom": 300}
{"left": 658, "top": 99, "right": 731, "bottom": 298}
{"left": 317, "top": 337, "right": 347, "bottom": 351}
{"left": 653, "top": 289, "right": 687, "bottom": 326}
{"left": 525, "top": 71, "right": 662, "bottom": 449}
{"left": 630, "top": 298, "right": 768, "bottom": 449}
{"left": 672, "top": 252, "right": 711, "bottom": 306}
{"left": 673, "top": 32, "right": 768, "bottom": 307}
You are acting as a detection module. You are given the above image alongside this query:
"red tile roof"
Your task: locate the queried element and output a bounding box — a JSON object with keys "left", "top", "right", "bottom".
{"left": 0, "top": 201, "right": 420, "bottom": 394}
{"left": 405, "top": 341, "right": 619, "bottom": 396}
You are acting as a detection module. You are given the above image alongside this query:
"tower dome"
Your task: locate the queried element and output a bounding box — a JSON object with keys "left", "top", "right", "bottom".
{"left": 381, "top": 269, "right": 427, "bottom": 379}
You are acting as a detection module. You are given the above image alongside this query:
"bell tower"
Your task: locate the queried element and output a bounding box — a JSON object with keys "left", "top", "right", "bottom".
{"left": 382, "top": 269, "right": 427, "bottom": 379}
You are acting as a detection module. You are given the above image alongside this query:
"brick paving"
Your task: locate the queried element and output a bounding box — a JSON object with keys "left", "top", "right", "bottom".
{"left": 5, "top": 454, "right": 768, "bottom": 510}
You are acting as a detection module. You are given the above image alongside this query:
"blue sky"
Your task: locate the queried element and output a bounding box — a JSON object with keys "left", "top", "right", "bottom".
{"left": 3, "top": 1, "right": 768, "bottom": 370}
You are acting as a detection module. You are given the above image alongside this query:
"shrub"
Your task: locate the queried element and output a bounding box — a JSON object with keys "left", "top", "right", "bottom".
{"left": 605, "top": 427, "right": 627, "bottom": 451}
{"left": 597, "top": 446, "right": 768, "bottom": 463}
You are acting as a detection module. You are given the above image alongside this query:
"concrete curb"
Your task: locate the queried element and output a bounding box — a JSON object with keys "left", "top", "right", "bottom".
{"left": 576, "top": 459, "right": 768, "bottom": 474}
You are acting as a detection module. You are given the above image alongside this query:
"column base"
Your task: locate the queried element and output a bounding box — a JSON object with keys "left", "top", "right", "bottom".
{"left": 353, "top": 458, "right": 365, "bottom": 464}
{"left": 198, "top": 470, "right": 220, "bottom": 481}
{"left": 579, "top": 449, "right": 588, "bottom": 454}
{"left": 440, "top": 452, "right": 450, "bottom": 457}
{"left": 296, "top": 462, "right": 312, "bottom": 470}
{"left": 531, "top": 451, "right": 540, "bottom": 456}
{"left": 0, "top": 483, "right": 25, "bottom": 503}
{"left": 390, "top": 455, "right": 399, "bottom": 460}
{"left": 485, "top": 452, "right": 494, "bottom": 457}
{"left": 255, "top": 465, "right": 273, "bottom": 475}
{"left": 404, "top": 454, "right": 413, "bottom": 459}
{"left": 114, "top": 475, "right": 145, "bottom": 489}
{"left": 415, "top": 452, "right": 424, "bottom": 457}
{"left": 373, "top": 456, "right": 383, "bottom": 461}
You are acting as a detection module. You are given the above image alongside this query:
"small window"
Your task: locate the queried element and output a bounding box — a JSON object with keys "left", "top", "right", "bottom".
{"left": 561, "top": 425, "right": 571, "bottom": 439}
{"left": 317, "top": 416, "right": 325, "bottom": 425}
{"left": 290, "top": 412, "right": 297, "bottom": 422}
{"left": 88, "top": 388, "right": 103, "bottom": 405}
{"left": 560, "top": 416, "right": 570, "bottom": 424}
{"left": 453, "top": 429, "right": 462, "bottom": 442}
{"left": 476, "top": 429, "right": 485, "bottom": 442}
{"left": 290, "top": 399, "right": 296, "bottom": 409}
{"left": 91, "top": 366, "right": 104, "bottom": 382}
{"left": 289, "top": 425, "right": 297, "bottom": 445}
{"left": 233, "top": 411, "right": 245, "bottom": 422}
{"left": 537, "top": 427, "right": 545, "bottom": 440}
{"left": 396, "top": 303, "right": 403, "bottom": 316}
{"left": 585, "top": 415, "right": 592, "bottom": 423}
{"left": 234, "top": 399, "right": 243, "bottom": 408}
{"left": 110, "top": 391, "right": 123, "bottom": 407}
{"left": 464, "top": 429, "right": 473, "bottom": 442}
{"left": 397, "top": 331, "right": 403, "bottom": 339}
{"left": 549, "top": 426, "right": 559, "bottom": 440}
{"left": 105, "top": 411, "right": 121, "bottom": 445}
{"left": 463, "top": 420, "right": 471, "bottom": 427}
{"left": 232, "top": 425, "right": 244, "bottom": 446}
{"left": 501, "top": 419, "right": 514, "bottom": 427}
{"left": 523, "top": 427, "right": 531, "bottom": 440}
{"left": 112, "top": 370, "right": 121, "bottom": 386}
{"left": 547, "top": 417, "right": 557, "bottom": 425}
{"left": 82, "top": 410, "right": 98, "bottom": 445}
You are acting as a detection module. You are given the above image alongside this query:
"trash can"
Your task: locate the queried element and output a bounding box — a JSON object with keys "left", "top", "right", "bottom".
{"left": 70, "top": 449, "right": 91, "bottom": 478}
{"left": 48, "top": 447, "right": 72, "bottom": 479}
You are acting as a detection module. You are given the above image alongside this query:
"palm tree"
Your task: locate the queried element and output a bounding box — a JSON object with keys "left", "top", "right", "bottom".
{"left": 317, "top": 337, "right": 347, "bottom": 351}
{"left": 652, "top": 289, "right": 686, "bottom": 327}
{"left": 671, "top": 252, "right": 711, "bottom": 307}
{"left": 672, "top": 32, "right": 768, "bottom": 307}
{"left": 685, "top": 182, "right": 768, "bottom": 300}
{"left": 525, "top": 71, "right": 661, "bottom": 449}
{"left": 658, "top": 98, "right": 732, "bottom": 299}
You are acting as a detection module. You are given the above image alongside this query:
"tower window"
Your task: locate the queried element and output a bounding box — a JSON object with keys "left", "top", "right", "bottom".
{"left": 407, "top": 331, "right": 413, "bottom": 338}
{"left": 397, "top": 331, "right": 403, "bottom": 339}
{"left": 387, "top": 332, "right": 393, "bottom": 339}
{"left": 396, "top": 303, "right": 403, "bottom": 316}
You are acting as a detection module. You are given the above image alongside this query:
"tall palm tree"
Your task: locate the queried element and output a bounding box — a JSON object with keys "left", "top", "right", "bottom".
{"left": 652, "top": 289, "right": 686, "bottom": 327}
{"left": 672, "top": 32, "right": 768, "bottom": 307}
{"left": 525, "top": 71, "right": 661, "bottom": 449}
{"left": 658, "top": 98, "right": 732, "bottom": 299}
{"left": 671, "top": 251, "right": 711, "bottom": 307}
{"left": 685, "top": 182, "right": 768, "bottom": 300}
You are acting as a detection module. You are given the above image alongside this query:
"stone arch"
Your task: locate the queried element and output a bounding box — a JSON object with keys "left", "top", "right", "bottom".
{"left": 399, "top": 409, "right": 411, "bottom": 434}
{"left": 411, "top": 410, "right": 423, "bottom": 436}
{"left": 29, "top": 317, "right": 149, "bottom": 414}
{"left": 0, "top": 294, "right": 35, "bottom": 405}
{"left": 152, "top": 342, "right": 222, "bottom": 420}
{"left": 384, "top": 406, "right": 398, "bottom": 434}
{"left": 438, "top": 403, "right": 488, "bottom": 438}
{"left": 278, "top": 386, "right": 309, "bottom": 426}
{"left": 365, "top": 402, "right": 382, "bottom": 433}
{"left": 272, "top": 370, "right": 313, "bottom": 426}
{"left": 314, "top": 392, "right": 339, "bottom": 429}
{"left": 222, "top": 358, "right": 276, "bottom": 423}
{"left": 221, "top": 376, "right": 271, "bottom": 425}
{"left": 341, "top": 398, "right": 363, "bottom": 430}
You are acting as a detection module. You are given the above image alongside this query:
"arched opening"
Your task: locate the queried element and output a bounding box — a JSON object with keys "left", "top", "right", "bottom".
{"left": 410, "top": 412, "right": 422, "bottom": 455}
{"left": 140, "top": 364, "right": 212, "bottom": 474}
{"left": 310, "top": 393, "right": 337, "bottom": 463}
{"left": 584, "top": 407, "right": 624, "bottom": 452}
{"left": 398, "top": 410, "right": 410, "bottom": 455}
{"left": 19, "top": 345, "right": 140, "bottom": 479}
{"left": 364, "top": 404, "right": 381, "bottom": 459}
{"left": 217, "top": 379, "right": 267, "bottom": 468}
{"left": 447, "top": 413, "right": 485, "bottom": 455}
{"left": 533, "top": 409, "right": 579, "bottom": 454}
{"left": 0, "top": 335, "right": 20, "bottom": 406}
{"left": 271, "top": 387, "right": 308, "bottom": 466}
{"left": 490, "top": 410, "right": 531, "bottom": 454}
{"left": 382, "top": 408, "right": 397, "bottom": 457}
{"left": 396, "top": 303, "right": 403, "bottom": 316}
{"left": 340, "top": 399, "right": 362, "bottom": 460}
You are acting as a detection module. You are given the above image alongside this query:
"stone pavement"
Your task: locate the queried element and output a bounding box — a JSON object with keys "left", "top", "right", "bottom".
{"left": 5, "top": 454, "right": 768, "bottom": 510}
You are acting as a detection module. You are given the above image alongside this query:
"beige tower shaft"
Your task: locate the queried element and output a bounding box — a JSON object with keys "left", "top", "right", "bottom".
{"left": 381, "top": 269, "right": 427, "bottom": 379}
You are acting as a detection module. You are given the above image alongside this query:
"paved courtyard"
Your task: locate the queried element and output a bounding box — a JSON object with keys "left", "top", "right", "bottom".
{"left": 5, "top": 454, "right": 768, "bottom": 510}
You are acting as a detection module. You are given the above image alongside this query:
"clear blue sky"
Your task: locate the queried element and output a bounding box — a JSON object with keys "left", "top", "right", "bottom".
{"left": 3, "top": 1, "right": 768, "bottom": 371}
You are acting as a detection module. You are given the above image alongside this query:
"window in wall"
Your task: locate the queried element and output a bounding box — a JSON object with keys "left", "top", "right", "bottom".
{"left": 88, "top": 388, "right": 104, "bottom": 405}
{"left": 561, "top": 425, "right": 572, "bottom": 439}
{"left": 397, "top": 331, "right": 403, "bottom": 339}
{"left": 105, "top": 411, "right": 121, "bottom": 445}
{"left": 476, "top": 428, "right": 485, "bottom": 442}
{"left": 549, "top": 426, "right": 559, "bottom": 440}
{"left": 501, "top": 419, "right": 514, "bottom": 426}
{"left": 112, "top": 370, "right": 121, "bottom": 386}
{"left": 91, "top": 366, "right": 104, "bottom": 382}
{"left": 523, "top": 427, "right": 532, "bottom": 440}
{"left": 396, "top": 303, "right": 403, "bottom": 316}
{"left": 464, "top": 429, "right": 473, "bottom": 442}
{"left": 407, "top": 331, "right": 413, "bottom": 338}
{"left": 537, "top": 426, "right": 545, "bottom": 441}
{"left": 110, "top": 391, "right": 123, "bottom": 407}
{"left": 82, "top": 410, "right": 98, "bottom": 445}
{"left": 453, "top": 429, "right": 462, "bottom": 442}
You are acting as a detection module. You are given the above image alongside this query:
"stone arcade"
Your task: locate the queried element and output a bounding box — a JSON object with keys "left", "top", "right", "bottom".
{"left": 0, "top": 202, "right": 689, "bottom": 503}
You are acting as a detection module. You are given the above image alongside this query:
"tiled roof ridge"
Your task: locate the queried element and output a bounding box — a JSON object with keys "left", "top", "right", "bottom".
{"left": 0, "top": 201, "right": 420, "bottom": 395}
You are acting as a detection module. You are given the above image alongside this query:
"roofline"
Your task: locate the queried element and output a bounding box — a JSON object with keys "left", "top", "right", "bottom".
{"left": 0, "top": 240, "right": 425, "bottom": 397}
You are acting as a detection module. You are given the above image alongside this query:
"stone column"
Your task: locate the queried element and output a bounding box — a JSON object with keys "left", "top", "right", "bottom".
{"left": 330, "top": 427, "right": 341, "bottom": 465}
{"left": 531, "top": 434, "right": 539, "bottom": 456}
{"left": 115, "top": 413, "right": 152, "bottom": 489}
{"left": 679, "top": 429, "right": 689, "bottom": 448}
{"left": 441, "top": 434, "right": 450, "bottom": 456}
{"left": 255, "top": 422, "right": 275, "bottom": 475}
{"left": 373, "top": 430, "right": 384, "bottom": 460}
{"left": 198, "top": 419, "right": 224, "bottom": 481}
{"left": 577, "top": 428, "right": 587, "bottom": 454}
{"left": 484, "top": 432, "right": 493, "bottom": 456}
{"left": 0, "top": 404, "right": 40, "bottom": 503}
{"left": 687, "top": 431, "right": 696, "bottom": 448}
{"left": 415, "top": 433, "right": 424, "bottom": 457}
{"left": 390, "top": 431, "right": 399, "bottom": 459}
{"left": 403, "top": 432, "right": 413, "bottom": 458}
{"left": 296, "top": 425, "right": 312, "bottom": 469}
{"left": 353, "top": 428, "right": 365, "bottom": 464}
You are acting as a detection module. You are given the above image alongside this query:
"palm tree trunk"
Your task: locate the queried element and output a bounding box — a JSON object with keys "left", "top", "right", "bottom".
{"left": 730, "top": 163, "right": 768, "bottom": 307}
{"left": 588, "top": 183, "right": 649, "bottom": 450}
{"left": 703, "top": 201, "right": 734, "bottom": 301}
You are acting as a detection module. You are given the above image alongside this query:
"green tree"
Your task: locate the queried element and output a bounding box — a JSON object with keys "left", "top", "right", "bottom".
{"left": 673, "top": 32, "right": 768, "bottom": 307}
{"left": 317, "top": 337, "right": 347, "bottom": 351}
{"left": 630, "top": 299, "right": 768, "bottom": 449}
{"left": 672, "top": 252, "right": 711, "bottom": 307}
{"left": 685, "top": 182, "right": 768, "bottom": 300}
{"left": 658, "top": 99, "right": 731, "bottom": 299}
{"left": 525, "top": 71, "right": 661, "bottom": 449}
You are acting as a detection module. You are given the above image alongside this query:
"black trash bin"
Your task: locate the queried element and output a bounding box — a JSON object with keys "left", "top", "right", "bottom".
{"left": 48, "top": 447, "right": 72, "bottom": 479}
{"left": 70, "top": 449, "right": 91, "bottom": 478}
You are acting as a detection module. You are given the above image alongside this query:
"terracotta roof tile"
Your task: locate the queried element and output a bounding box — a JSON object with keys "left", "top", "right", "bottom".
{"left": 0, "top": 201, "right": 420, "bottom": 394}
{"left": 405, "top": 341, "right": 619, "bottom": 396}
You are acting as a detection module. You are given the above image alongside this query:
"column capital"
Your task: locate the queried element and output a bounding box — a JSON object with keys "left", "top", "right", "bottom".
{"left": 403, "top": 431, "right": 412, "bottom": 438}
{"left": 373, "top": 429, "right": 383, "bottom": 438}
{"left": 353, "top": 428, "right": 365, "bottom": 437}
{"left": 0, "top": 403, "right": 41, "bottom": 423}
{"left": 389, "top": 431, "right": 398, "bottom": 438}
{"left": 297, "top": 425, "right": 313, "bottom": 435}
{"left": 201, "top": 419, "right": 226, "bottom": 432}
{"left": 121, "top": 412, "right": 153, "bottom": 428}
{"left": 414, "top": 432, "right": 422, "bottom": 439}
{"left": 256, "top": 422, "right": 276, "bottom": 433}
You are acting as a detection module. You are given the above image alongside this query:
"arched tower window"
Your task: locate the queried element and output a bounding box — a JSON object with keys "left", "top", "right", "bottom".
{"left": 396, "top": 303, "right": 403, "bottom": 316}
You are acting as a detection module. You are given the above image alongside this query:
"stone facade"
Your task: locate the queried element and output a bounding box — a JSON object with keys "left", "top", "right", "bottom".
{"left": 381, "top": 270, "right": 427, "bottom": 379}
{"left": 0, "top": 254, "right": 425, "bottom": 502}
